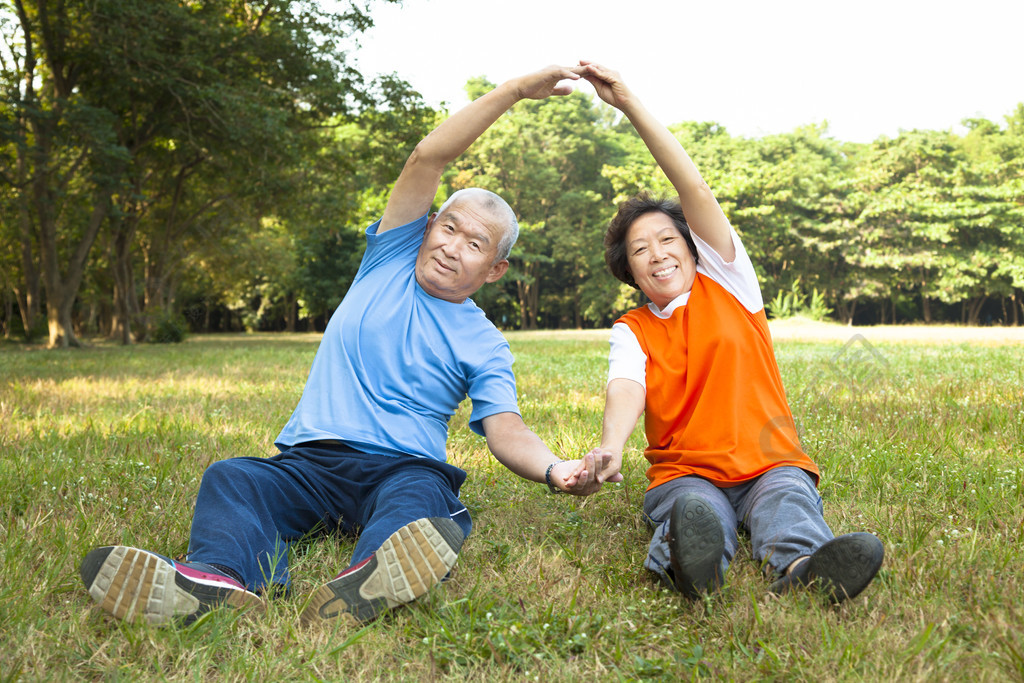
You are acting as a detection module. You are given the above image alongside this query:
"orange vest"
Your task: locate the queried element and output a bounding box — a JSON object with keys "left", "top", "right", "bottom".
{"left": 617, "top": 273, "right": 819, "bottom": 490}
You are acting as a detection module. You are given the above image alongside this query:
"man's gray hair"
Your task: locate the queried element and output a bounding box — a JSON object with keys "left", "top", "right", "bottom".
{"left": 437, "top": 188, "right": 519, "bottom": 261}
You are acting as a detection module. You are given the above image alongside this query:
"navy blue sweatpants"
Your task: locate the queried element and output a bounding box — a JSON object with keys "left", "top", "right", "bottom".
{"left": 186, "top": 442, "right": 472, "bottom": 593}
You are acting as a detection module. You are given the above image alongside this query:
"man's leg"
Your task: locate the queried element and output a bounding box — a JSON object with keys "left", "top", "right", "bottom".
{"left": 187, "top": 451, "right": 357, "bottom": 593}
{"left": 643, "top": 476, "right": 737, "bottom": 597}
{"left": 81, "top": 445, "right": 358, "bottom": 624}
{"left": 300, "top": 458, "right": 470, "bottom": 625}
{"left": 352, "top": 458, "right": 472, "bottom": 562}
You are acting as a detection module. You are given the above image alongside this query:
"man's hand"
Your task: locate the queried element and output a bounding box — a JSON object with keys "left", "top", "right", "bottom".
{"left": 550, "top": 448, "right": 624, "bottom": 496}
{"left": 483, "top": 412, "right": 622, "bottom": 497}
{"left": 380, "top": 63, "right": 586, "bottom": 233}
{"left": 512, "top": 64, "right": 585, "bottom": 101}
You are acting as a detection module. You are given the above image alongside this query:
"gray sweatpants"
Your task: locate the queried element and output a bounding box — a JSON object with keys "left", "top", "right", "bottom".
{"left": 643, "top": 466, "right": 832, "bottom": 589}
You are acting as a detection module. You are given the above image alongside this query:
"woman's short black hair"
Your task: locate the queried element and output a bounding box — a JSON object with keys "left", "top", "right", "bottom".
{"left": 603, "top": 193, "right": 699, "bottom": 289}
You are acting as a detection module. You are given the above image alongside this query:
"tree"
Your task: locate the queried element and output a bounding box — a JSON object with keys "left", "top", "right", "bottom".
{"left": 1, "top": 0, "right": 126, "bottom": 346}
{"left": 274, "top": 75, "right": 435, "bottom": 328}
{"left": 0, "top": 0, "right": 401, "bottom": 346}
{"left": 848, "top": 124, "right": 1024, "bottom": 325}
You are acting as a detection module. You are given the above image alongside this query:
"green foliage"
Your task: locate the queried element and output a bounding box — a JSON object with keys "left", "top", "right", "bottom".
{"left": 451, "top": 89, "right": 623, "bottom": 328}
{"left": 0, "top": 0, "right": 411, "bottom": 343}
{"left": 767, "top": 279, "right": 833, "bottom": 321}
{"left": 147, "top": 308, "right": 188, "bottom": 343}
{"left": 242, "top": 77, "right": 436, "bottom": 325}
{"left": 841, "top": 121, "right": 1024, "bottom": 323}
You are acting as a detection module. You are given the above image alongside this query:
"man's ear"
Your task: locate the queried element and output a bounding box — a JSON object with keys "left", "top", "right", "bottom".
{"left": 486, "top": 259, "right": 509, "bottom": 283}
{"left": 424, "top": 212, "right": 437, "bottom": 234}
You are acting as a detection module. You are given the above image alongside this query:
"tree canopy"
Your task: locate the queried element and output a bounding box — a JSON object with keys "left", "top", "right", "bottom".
{"left": 2, "top": 3, "right": 1022, "bottom": 345}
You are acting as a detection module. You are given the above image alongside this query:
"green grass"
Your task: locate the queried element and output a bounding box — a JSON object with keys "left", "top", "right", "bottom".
{"left": 2, "top": 331, "right": 1023, "bottom": 681}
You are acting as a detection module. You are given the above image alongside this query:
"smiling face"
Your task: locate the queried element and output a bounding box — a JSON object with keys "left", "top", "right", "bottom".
{"left": 415, "top": 198, "right": 510, "bottom": 303}
{"left": 625, "top": 211, "right": 698, "bottom": 309}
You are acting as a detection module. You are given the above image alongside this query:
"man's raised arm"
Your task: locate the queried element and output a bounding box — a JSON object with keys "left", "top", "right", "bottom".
{"left": 378, "top": 65, "right": 585, "bottom": 233}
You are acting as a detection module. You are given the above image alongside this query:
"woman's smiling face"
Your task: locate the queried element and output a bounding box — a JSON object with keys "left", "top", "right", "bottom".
{"left": 625, "top": 211, "right": 697, "bottom": 309}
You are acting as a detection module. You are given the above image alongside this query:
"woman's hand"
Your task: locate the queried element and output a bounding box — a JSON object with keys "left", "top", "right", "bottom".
{"left": 553, "top": 449, "right": 624, "bottom": 496}
{"left": 579, "top": 60, "right": 635, "bottom": 112}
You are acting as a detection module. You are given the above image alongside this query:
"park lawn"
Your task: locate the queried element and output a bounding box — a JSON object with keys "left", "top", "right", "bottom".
{"left": 1, "top": 330, "right": 1022, "bottom": 681}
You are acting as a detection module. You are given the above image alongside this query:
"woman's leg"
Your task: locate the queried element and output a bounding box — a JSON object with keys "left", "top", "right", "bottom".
{"left": 734, "top": 466, "right": 832, "bottom": 574}
{"left": 643, "top": 476, "right": 737, "bottom": 592}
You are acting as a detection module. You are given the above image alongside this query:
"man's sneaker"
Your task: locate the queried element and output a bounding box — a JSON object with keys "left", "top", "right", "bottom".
{"left": 668, "top": 493, "right": 725, "bottom": 598}
{"left": 80, "top": 546, "right": 263, "bottom": 625}
{"left": 300, "top": 517, "right": 463, "bottom": 626}
{"left": 769, "top": 532, "right": 884, "bottom": 603}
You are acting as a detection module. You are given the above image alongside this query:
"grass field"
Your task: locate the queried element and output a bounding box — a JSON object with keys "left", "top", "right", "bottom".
{"left": 1, "top": 327, "right": 1023, "bottom": 681}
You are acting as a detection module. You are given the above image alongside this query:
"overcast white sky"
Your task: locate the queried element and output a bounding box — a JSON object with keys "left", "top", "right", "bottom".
{"left": 347, "top": 0, "right": 1022, "bottom": 143}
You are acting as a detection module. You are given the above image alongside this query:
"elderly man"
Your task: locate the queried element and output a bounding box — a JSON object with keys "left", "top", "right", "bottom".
{"left": 80, "top": 64, "right": 620, "bottom": 627}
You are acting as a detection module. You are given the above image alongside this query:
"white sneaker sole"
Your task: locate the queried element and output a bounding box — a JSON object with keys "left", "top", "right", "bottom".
{"left": 300, "top": 517, "right": 463, "bottom": 626}
{"left": 80, "top": 546, "right": 262, "bottom": 625}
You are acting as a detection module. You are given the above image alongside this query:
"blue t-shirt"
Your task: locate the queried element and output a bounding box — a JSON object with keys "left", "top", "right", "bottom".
{"left": 274, "top": 214, "right": 520, "bottom": 461}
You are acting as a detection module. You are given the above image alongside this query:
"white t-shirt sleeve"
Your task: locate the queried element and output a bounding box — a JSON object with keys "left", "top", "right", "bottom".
{"left": 606, "top": 224, "right": 764, "bottom": 388}
{"left": 692, "top": 228, "right": 763, "bottom": 314}
{"left": 607, "top": 322, "right": 648, "bottom": 389}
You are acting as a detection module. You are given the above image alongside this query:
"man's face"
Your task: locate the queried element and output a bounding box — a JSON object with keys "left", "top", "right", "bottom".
{"left": 415, "top": 199, "right": 509, "bottom": 303}
{"left": 625, "top": 211, "right": 697, "bottom": 310}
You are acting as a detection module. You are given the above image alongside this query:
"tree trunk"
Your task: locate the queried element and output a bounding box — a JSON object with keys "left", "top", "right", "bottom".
{"left": 835, "top": 299, "right": 855, "bottom": 325}
{"left": 966, "top": 296, "right": 986, "bottom": 326}
{"left": 921, "top": 295, "right": 932, "bottom": 323}
{"left": 45, "top": 294, "right": 77, "bottom": 348}
{"left": 14, "top": 168, "right": 42, "bottom": 341}
{"left": 285, "top": 295, "right": 297, "bottom": 332}
{"left": 109, "top": 214, "right": 142, "bottom": 345}
{"left": 82, "top": 298, "right": 100, "bottom": 337}
{"left": 573, "top": 284, "right": 582, "bottom": 329}
{"left": 2, "top": 279, "right": 13, "bottom": 339}
{"left": 516, "top": 279, "right": 528, "bottom": 329}
{"left": 39, "top": 198, "right": 111, "bottom": 348}
{"left": 13, "top": 286, "right": 39, "bottom": 341}
{"left": 516, "top": 264, "right": 540, "bottom": 330}
{"left": 526, "top": 276, "right": 540, "bottom": 330}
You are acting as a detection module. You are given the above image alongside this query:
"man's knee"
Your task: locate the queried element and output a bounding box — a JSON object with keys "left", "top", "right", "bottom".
{"left": 197, "top": 457, "right": 267, "bottom": 499}
{"left": 378, "top": 464, "right": 451, "bottom": 499}
{"left": 200, "top": 458, "right": 242, "bottom": 484}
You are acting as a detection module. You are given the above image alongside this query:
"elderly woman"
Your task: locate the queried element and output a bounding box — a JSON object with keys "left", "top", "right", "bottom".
{"left": 579, "top": 61, "right": 883, "bottom": 602}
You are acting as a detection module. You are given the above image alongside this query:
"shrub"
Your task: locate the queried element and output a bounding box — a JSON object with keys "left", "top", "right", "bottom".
{"left": 767, "top": 279, "right": 832, "bottom": 321}
{"left": 148, "top": 309, "right": 188, "bottom": 343}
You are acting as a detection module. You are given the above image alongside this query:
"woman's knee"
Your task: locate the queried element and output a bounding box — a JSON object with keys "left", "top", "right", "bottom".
{"left": 753, "top": 467, "right": 819, "bottom": 500}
